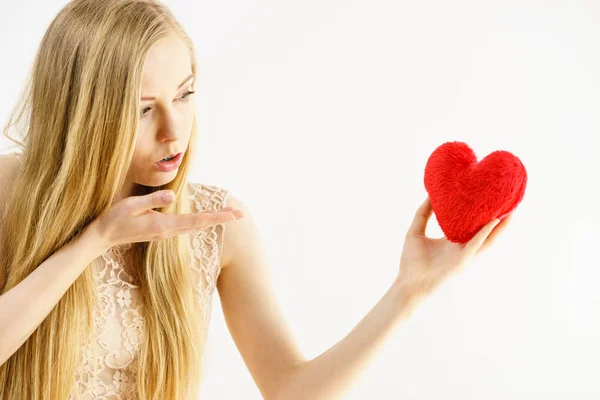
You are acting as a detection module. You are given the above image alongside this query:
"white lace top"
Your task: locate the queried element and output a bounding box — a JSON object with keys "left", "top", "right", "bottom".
{"left": 67, "top": 182, "right": 229, "bottom": 399}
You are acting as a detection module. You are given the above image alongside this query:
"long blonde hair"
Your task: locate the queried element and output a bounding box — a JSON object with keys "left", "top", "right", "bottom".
{"left": 0, "top": 0, "right": 207, "bottom": 398}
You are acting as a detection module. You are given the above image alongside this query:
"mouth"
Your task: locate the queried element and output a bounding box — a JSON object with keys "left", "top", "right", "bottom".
{"left": 154, "top": 152, "right": 183, "bottom": 172}
{"left": 157, "top": 152, "right": 181, "bottom": 162}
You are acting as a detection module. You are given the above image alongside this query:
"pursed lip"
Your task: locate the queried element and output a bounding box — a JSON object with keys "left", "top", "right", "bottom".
{"left": 157, "top": 152, "right": 181, "bottom": 162}
{"left": 153, "top": 152, "right": 183, "bottom": 172}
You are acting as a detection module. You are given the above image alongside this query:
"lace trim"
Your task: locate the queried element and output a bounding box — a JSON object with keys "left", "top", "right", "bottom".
{"left": 68, "top": 182, "right": 229, "bottom": 399}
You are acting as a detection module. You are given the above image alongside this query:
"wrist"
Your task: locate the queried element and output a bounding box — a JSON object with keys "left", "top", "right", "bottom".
{"left": 81, "top": 221, "right": 112, "bottom": 257}
{"left": 392, "top": 276, "right": 425, "bottom": 309}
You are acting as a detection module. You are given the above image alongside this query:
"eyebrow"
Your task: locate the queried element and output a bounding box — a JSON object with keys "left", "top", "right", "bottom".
{"left": 141, "top": 73, "right": 194, "bottom": 101}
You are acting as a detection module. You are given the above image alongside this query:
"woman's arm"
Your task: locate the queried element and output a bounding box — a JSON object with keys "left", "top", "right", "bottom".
{"left": 0, "top": 224, "right": 107, "bottom": 366}
{"left": 275, "top": 197, "right": 508, "bottom": 400}
{"left": 274, "top": 279, "right": 418, "bottom": 400}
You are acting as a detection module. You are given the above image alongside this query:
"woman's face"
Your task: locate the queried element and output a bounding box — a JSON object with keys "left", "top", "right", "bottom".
{"left": 123, "top": 33, "right": 196, "bottom": 197}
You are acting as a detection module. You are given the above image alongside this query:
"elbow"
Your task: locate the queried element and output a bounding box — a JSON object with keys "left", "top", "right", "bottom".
{"left": 271, "top": 362, "right": 333, "bottom": 400}
{"left": 270, "top": 363, "right": 302, "bottom": 400}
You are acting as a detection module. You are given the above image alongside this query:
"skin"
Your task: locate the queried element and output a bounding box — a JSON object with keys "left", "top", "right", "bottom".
{"left": 102, "top": 33, "right": 244, "bottom": 271}
{"left": 396, "top": 196, "right": 514, "bottom": 303}
{"left": 0, "top": 30, "right": 514, "bottom": 396}
{"left": 216, "top": 194, "right": 514, "bottom": 399}
{"left": 113, "top": 33, "right": 197, "bottom": 204}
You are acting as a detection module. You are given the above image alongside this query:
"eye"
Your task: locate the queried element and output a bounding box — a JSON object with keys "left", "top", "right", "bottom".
{"left": 139, "top": 90, "right": 196, "bottom": 120}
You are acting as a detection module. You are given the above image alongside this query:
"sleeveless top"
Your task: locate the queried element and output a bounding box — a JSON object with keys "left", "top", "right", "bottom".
{"left": 67, "top": 182, "right": 230, "bottom": 399}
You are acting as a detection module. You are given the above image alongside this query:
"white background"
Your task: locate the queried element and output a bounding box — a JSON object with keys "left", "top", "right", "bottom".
{"left": 1, "top": 1, "right": 599, "bottom": 399}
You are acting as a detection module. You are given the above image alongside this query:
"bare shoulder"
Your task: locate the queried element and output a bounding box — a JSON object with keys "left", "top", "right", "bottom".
{"left": 0, "top": 152, "right": 22, "bottom": 195}
{"left": 0, "top": 152, "right": 22, "bottom": 173}
{"left": 0, "top": 153, "right": 22, "bottom": 203}
{"left": 220, "top": 192, "right": 253, "bottom": 271}
{"left": 0, "top": 153, "right": 23, "bottom": 246}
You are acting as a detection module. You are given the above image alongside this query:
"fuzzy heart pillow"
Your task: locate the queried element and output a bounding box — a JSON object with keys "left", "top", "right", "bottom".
{"left": 423, "top": 141, "right": 527, "bottom": 244}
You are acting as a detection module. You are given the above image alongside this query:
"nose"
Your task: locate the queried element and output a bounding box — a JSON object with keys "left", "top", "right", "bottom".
{"left": 156, "top": 106, "right": 181, "bottom": 142}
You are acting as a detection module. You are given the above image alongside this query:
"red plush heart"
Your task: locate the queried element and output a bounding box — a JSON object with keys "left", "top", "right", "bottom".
{"left": 423, "top": 141, "right": 527, "bottom": 244}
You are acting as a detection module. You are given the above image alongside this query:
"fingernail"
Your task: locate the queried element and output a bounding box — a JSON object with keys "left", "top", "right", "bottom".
{"left": 163, "top": 191, "right": 175, "bottom": 202}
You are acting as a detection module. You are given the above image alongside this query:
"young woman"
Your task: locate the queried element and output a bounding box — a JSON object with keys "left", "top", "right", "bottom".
{"left": 0, "top": 0, "right": 511, "bottom": 399}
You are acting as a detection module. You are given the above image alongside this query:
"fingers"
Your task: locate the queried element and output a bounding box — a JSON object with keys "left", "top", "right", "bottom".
{"left": 464, "top": 217, "right": 501, "bottom": 256}
{"left": 150, "top": 210, "right": 237, "bottom": 237}
{"left": 127, "top": 190, "right": 176, "bottom": 214}
{"left": 192, "top": 208, "right": 243, "bottom": 230}
{"left": 407, "top": 196, "right": 433, "bottom": 236}
{"left": 476, "top": 213, "right": 513, "bottom": 255}
{"left": 221, "top": 206, "right": 244, "bottom": 220}
{"left": 130, "top": 190, "right": 242, "bottom": 232}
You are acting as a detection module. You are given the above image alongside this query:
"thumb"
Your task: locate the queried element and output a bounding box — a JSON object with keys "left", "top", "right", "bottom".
{"left": 127, "top": 190, "right": 176, "bottom": 214}
{"left": 407, "top": 196, "right": 433, "bottom": 236}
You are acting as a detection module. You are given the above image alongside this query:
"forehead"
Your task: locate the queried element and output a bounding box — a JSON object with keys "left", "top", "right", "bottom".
{"left": 141, "top": 35, "right": 193, "bottom": 89}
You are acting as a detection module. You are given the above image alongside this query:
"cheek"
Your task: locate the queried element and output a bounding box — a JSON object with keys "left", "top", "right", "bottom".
{"left": 129, "top": 146, "right": 150, "bottom": 172}
{"left": 183, "top": 112, "right": 195, "bottom": 137}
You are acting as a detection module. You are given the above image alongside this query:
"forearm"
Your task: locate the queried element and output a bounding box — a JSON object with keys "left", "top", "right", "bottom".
{"left": 0, "top": 224, "right": 107, "bottom": 366}
{"left": 275, "top": 279, "right": 421, "bottom": 400}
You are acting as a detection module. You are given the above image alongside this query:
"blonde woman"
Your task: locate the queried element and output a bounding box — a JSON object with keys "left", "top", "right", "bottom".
{"left": 0, "top": 0, "right": 512, "bottom": 399}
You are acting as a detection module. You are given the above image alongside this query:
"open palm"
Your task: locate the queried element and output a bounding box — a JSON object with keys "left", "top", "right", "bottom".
{"left": 396, "top": 196, "right": 513, "bottom": 300}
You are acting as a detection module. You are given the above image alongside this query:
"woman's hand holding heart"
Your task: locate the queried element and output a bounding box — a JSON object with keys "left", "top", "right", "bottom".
{"left": 395, "top": 196, "right": 513, "bottom": 305}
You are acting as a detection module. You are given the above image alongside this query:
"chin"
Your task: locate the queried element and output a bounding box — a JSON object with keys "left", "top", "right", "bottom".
{"left": 141, "top": 171, "right": 179, "bottom": 187}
